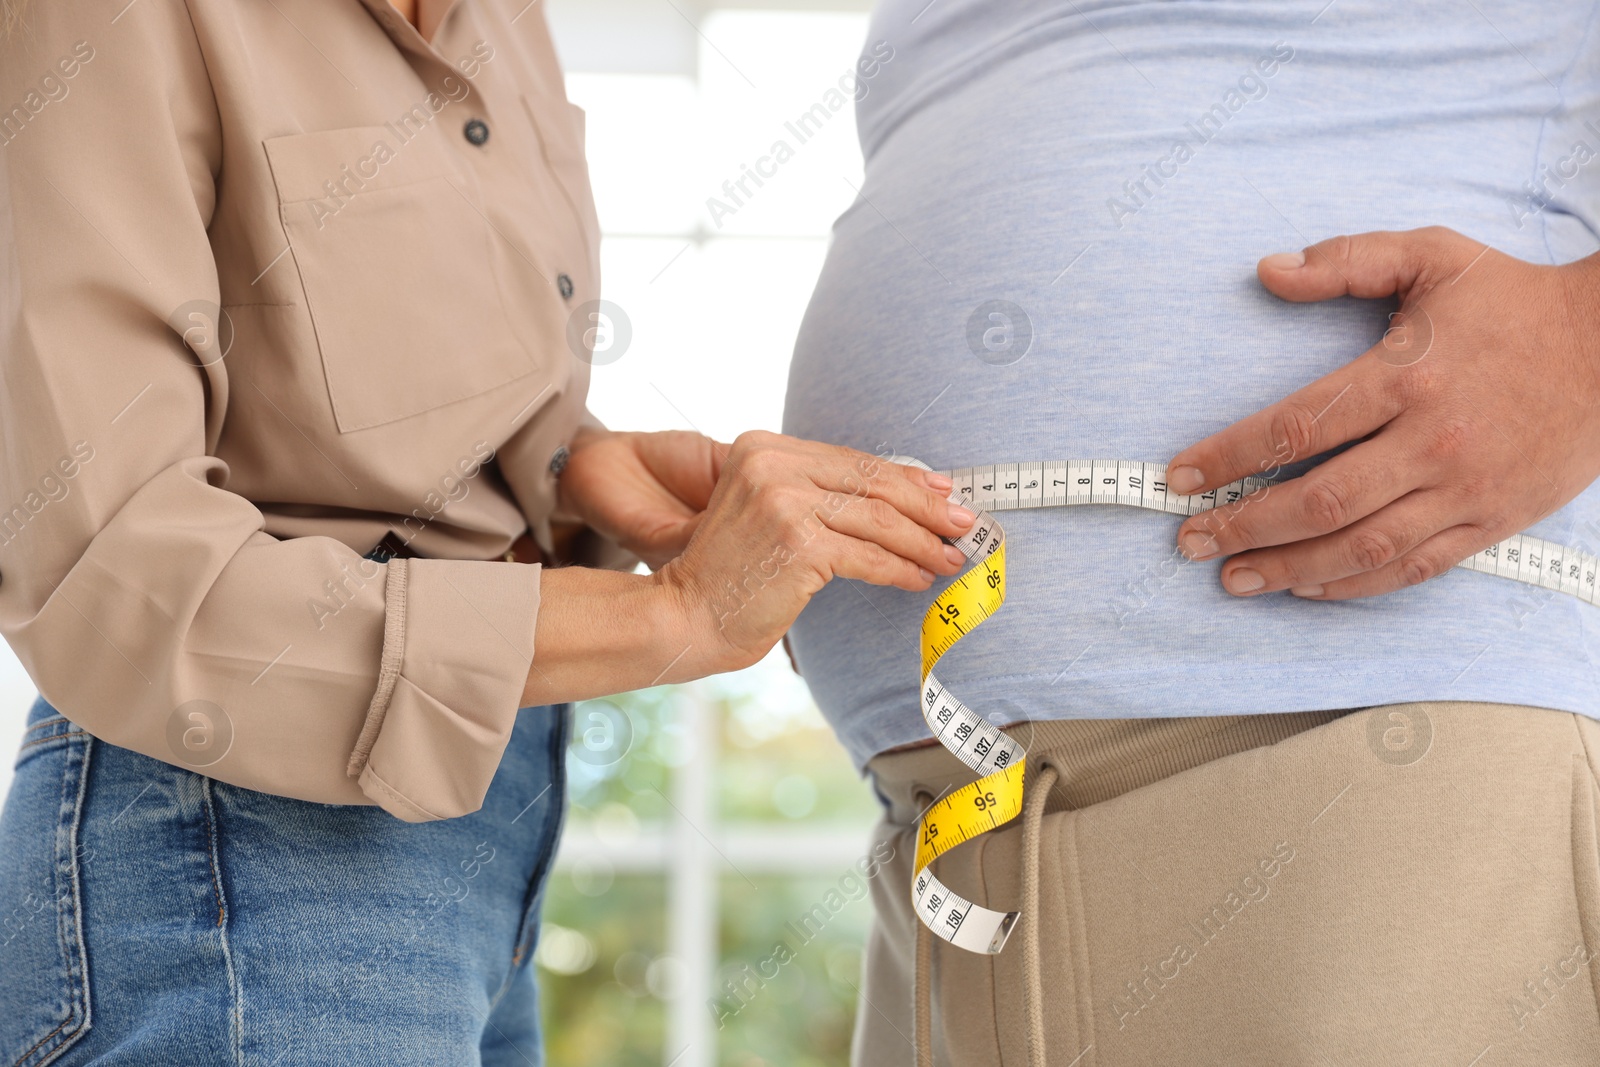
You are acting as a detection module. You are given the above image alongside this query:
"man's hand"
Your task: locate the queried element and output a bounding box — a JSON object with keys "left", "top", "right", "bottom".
{"left": 1165, "top": 226, "right": 1600, "bottom": 600}
{"left": 557, "top": 427, "right": 725, "bottom": 569}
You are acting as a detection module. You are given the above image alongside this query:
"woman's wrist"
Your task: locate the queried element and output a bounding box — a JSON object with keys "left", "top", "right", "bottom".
{"left": 522, "top": 563, "right": 707, "bottom": 707}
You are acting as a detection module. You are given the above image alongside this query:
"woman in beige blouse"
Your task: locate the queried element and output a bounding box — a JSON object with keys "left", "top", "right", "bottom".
{"left": 0, "top": 0, "right": 971, "bottom": 1061}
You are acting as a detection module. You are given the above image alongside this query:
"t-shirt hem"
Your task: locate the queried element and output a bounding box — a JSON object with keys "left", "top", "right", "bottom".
{"left": 842, "top": 663, "right": 1600, "bottom": 772}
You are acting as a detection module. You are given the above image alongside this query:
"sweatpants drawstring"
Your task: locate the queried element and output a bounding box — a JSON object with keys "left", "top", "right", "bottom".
{"left": 1022, "top": 762, "right": 1059, "bottom": 1067}
{"left": 911, "top": 765, "right": 1060, "bottom": 1067}
{"left": 913, "top": 788, "right": 935, "bottom": 1067}
{"left": 914, "top": 906, "right": 934, "bottom": 1067}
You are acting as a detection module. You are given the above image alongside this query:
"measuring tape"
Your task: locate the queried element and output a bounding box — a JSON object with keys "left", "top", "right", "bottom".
{"left": 903, "top": 456, "right": 1600, "bottom": 955}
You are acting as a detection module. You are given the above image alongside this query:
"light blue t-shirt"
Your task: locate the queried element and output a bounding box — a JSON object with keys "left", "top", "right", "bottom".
{"left": 782, "top": 0, "right": 1600, "bottom": 771}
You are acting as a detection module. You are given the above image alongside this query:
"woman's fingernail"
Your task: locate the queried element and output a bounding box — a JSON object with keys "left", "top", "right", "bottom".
{"left": 1261, "top": 251, "right": 1306, "bottom": 270}
{"left": 1290, "top": 585, "right": 1324, "bottom": 597}
{"left": 944, "top": 545, "right": 966, "bottom": 567}
{"left": 926, "top": 472, "right": 953, "bottom": 491}
{"left": 1226, "top": 567, "right": 1265, "bottom": 593}
{"left": 1169, "top": 465, "right": 1205, "bottom": 493}
{"left": 919, "top": 567, "right": 936, "bottom": 583}
{"left": 1180, "top": 531, "right": 1218, "bottom": 559}
{"left": 949, "top": 504, "right": 976, "bottom": 528}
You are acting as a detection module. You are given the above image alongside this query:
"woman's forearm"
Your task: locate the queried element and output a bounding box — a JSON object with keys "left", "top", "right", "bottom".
{"left": 522, "top": 566, "right": 699, "bottom": 706}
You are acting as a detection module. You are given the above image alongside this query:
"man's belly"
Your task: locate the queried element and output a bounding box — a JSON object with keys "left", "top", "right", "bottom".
{"left": 782, "top": 0, "right": 1600, "bottom": 768}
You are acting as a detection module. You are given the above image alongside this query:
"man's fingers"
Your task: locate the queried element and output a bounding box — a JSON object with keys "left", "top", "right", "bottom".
{"left": 1166, "top": 363, "right": 1398, "bottom": 495}
{"left": 1285, "top": 522, "right": 1490, "bottom": 601}
{"left": 1170, "top": 227, "right": 1479, "bottom": 497}
{"left": 1176, "top": 436, "right": 1423, "bottom": 559}
{"left": 1209, "top": 487, "right": 1465, "bottom": 595}
{"left": 1256, "top": 227, "right": 1462, "bottom": 303}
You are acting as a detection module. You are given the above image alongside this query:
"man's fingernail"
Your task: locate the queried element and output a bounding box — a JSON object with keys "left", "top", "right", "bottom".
{"left": 1180, "top": 531, "right": 1218, "bottom": 560}
{"left": 1262, "top": 251, "right": 1306, "bottom": 270}
{"left": 926, "top": 472, "right": 953, "bottom": 491}
{"left": 1226, "top": 567, "right": 1265, "bottom": 593}
{"left": 944, "top": 545, "right": 966, "bottom": 567}
{"left": 949, "top": 504, "right": 976, "bottom": 528}
{"left": 919, "top": 567, "right": 936, "bottom": 583}
{"left": 1290, "top": 585, "right": 1324, "bottom": 597}
{"left": 1169, "top": 465, "right": 1205, "bottom": 493}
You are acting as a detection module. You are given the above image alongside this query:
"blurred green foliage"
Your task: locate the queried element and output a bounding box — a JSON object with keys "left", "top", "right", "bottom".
{"left": 540, "top": 873, "right": 668, "bottom": 1066}
{"left": 713, "top": 874, "right": 876, "bottom": 1067}
{"left": 713, "top": 670, "right": 881, "bottom": 827}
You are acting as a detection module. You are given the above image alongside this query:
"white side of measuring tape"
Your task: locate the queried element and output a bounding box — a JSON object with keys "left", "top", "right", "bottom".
{"left": 906, "top": 457, "right": 1600, "bottom": 957}
{"left": 950, "top": 458, "right": 1600, "bottom": 599}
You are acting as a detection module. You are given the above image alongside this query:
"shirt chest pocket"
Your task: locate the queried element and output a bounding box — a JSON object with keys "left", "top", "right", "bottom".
{"left": 264, "top": 126, "right": 537, "bottom": 433}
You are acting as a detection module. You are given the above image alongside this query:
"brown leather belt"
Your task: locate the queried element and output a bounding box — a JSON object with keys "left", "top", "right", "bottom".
{"left": 504, "top": 531, "right": 547, "bottom": 565}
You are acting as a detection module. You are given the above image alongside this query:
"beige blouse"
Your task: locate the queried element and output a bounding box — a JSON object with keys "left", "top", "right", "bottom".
{"left": 0, "top": 0, "right": 628, "bottom": 820}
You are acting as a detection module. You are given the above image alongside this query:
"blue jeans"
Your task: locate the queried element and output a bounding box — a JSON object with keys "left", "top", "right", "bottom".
{"left": 0, "top": 695, "right": 569, "bottom": 1067}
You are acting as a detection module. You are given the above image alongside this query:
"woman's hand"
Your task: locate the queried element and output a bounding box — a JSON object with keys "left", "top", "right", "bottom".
{"left": 658, "top": 431, "right": 975, "bottom": 674}
{"left": 556, "top": 426, "right": 724, "bottom": 569}
{"left": 1165, "top": 226, "right": 1600, "bottom": 600}
{"left": 525, "top": 430, "right": 974, "bottom": 705}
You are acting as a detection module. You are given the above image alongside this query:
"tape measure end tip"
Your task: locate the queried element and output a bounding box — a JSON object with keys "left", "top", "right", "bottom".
{"left": 987, "top": 911, "right": 1021, "bottom": 955}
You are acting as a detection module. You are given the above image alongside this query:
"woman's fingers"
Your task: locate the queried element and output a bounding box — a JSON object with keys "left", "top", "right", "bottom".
{"left": 816, "top": 529, "right": 944, "bottom": 592}
{"left": 798, "top": 441, "right": 975, "bottom": 542}
{"left": 820, "top": 495, "right": 967, "bottom": 578}
{"left": 755, "top": 439, "right": 971, "bottom": 582}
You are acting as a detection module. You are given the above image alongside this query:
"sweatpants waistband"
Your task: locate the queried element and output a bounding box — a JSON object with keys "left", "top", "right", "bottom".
{"left": 867, "top": 708, "right": 1356, "bottom": 821}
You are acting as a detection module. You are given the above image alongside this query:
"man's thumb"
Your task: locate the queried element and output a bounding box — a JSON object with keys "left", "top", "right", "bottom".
{"left": 1257, "top": 227, "right": 1455, "bottom": 304}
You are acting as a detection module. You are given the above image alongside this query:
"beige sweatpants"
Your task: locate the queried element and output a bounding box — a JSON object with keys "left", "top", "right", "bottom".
{"left": 856, "top": 702, "right": 1600, "bottom": 1066}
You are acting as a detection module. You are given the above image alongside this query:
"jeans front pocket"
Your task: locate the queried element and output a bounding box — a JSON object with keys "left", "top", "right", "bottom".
{"left": 0, "top": 697, "right": 93, "bottom": 1067}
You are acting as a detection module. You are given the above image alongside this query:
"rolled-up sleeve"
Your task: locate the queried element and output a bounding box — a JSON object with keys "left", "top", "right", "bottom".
{"left": 0, "top": 1, "right": 540, "bottom": 821}
{"left": 347, "top": 557, "right": 540, "bottom": 821}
